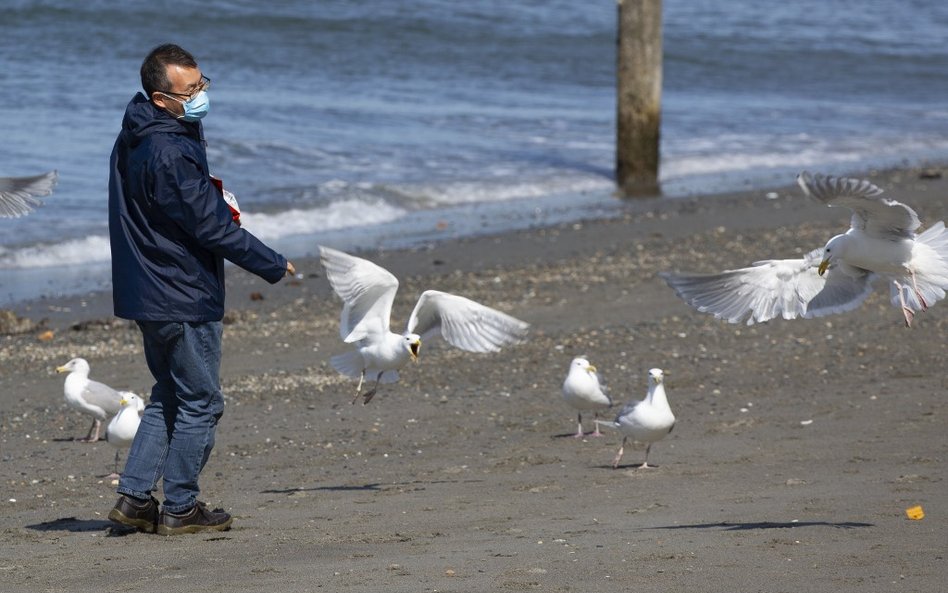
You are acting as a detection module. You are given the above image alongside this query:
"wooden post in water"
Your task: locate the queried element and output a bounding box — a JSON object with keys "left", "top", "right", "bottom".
{"left": 616, "top": 0, "right": 662, "bottom": 197}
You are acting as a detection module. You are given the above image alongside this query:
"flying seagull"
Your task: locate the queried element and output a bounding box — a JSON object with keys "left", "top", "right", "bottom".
{"left": 318, "top": 245, "right": 530, "bottom": 404}
{"left": 0, "top": 171, "right": 58, "bottom": 217}
{"left": 662, "top": 172, "right": 948, "bottom": 327}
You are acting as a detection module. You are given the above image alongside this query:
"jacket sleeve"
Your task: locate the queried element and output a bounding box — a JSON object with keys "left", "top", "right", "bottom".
{"left": 151, "top": 151, "right": 288, "bottom": 284}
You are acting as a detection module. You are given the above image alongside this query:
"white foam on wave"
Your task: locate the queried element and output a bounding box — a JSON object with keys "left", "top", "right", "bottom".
{"left": 0, "top": 235, "right": 112, "bottom": 270}
{"left": 663, "top": 133, "right": 948, "bottom": 182}
{"left": 390, "top": 174, "right": 613, "bottom": 207}
{"left": 240, "top": 198, "right": 406, "bottom": 241}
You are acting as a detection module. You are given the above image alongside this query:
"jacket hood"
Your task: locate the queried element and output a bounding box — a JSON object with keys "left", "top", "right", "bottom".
{"left": 119, "top": 93, "right": 201, "bottom": 149}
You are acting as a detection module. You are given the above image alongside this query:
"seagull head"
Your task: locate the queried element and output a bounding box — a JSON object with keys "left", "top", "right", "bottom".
{"left": 648, "top": 368, "right": 665, "bottom": 385}
{"left": 56, "top": 357, "right": 90, "bottom": 375}
{"left": 818, "top": 234, "right": 847, "bottom": 276}
{"left": 405, "top": 334, "right": 422, "bottom": 361}
{"left": 570, "top": 356, "right": 596, "bottom": 374}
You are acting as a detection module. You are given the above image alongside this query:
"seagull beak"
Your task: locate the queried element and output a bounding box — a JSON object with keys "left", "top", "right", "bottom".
{"left": 818, "top": 259, "right": 830, "bottom": 277}
{"left": 587, "top": 364, "right": 597, "bottom": 373}
{"left": 410, "top": 340, "right": 421, "bottom": 361}
{"left": 55, "top": 365, "right": 68, "bottom": 373}
{"left": 119, "top": 398, "right": 128, "bottom": 406}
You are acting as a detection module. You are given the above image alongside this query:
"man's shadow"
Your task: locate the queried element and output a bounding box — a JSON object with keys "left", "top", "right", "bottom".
{"left": 25, "top": 516, "right": 114, "bottom": 533}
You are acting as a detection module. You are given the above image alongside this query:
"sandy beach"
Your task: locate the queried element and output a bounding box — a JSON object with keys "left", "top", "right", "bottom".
{"left": 1, "top": 167, "right": 946, "bottom": 592}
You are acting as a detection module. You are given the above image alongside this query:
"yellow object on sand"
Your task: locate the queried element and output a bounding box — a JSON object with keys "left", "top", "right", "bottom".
{"left": 905, "top": 505, "right": 925, "bottom": 520}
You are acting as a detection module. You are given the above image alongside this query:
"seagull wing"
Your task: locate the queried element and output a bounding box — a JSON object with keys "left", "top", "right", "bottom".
{"left": 797, "top": 171, "right": 920, "bottom": 239}
{"left": 406, "top": 290, "right": 529, "bottom": 352}
{"left": 82, "top": 380, "right": 124, "bottom": 416}
{"left": 661, "top": 249, "right": 876, "bottom": 325}
{"left": 318, "top": 245, "right": 399, "bottom": 342}
{"left": 0, "top": 171, "right": 58, "bottom": 218}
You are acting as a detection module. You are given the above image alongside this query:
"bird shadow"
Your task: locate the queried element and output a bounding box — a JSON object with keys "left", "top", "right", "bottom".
{"left": 261, "top": 484, "right": 383, "bottom": 494}
{"left": 595, "top": 463, "right": 655, "bottom": 470}
{"left": 261, "top": 478, "right": 485, "bottom": 495}
{"left": 642, "top": 520, "right": 874, "bottom": 531}
{"left": 551, "top": 432, "right": 609, "bottom": 440}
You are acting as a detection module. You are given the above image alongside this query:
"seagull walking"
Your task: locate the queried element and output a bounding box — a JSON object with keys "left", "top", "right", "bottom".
{"left": 662, "top": 172, "right": 948, "bottom": 327}
{"left": 318, "top": 245, "right": 529, "bottom": 404}
{"left": 56, "top": 358, "right": 134, "bottom": 442}
{"left": 105, "top": 393, "right": 144, "bottom": 478}
{"left": 0, "top": 171, "right": 58, "bottom": 218}
{"left": 605, "top": 368, "right": 675, "bottom": 469}
{"left": 561, "top": 357, "right": 612, "bottom": 438}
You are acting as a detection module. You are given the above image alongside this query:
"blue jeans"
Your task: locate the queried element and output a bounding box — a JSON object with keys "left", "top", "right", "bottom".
{"left": 118, "top": 320, "right": 224, "bottom": 513}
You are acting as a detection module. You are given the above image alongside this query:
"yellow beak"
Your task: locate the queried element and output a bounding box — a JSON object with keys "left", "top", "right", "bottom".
{"left": 119, "top": 398, "right": 128, "bottom": 406}
{"left": 410, "top": 340, "right": 421, "bottom": 361}
{"left": 818, "top": 259, "right": 830, "bottom": 277}
{"left": 587, "top": 364, "right": 598, "bottom": 373}
{"left": 55, "top": 366, "right": 68, "bottom": 373}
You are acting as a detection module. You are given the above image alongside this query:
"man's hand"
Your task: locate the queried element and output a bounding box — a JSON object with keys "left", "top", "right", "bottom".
{"left": 286, "top": 261, "right": 296, "bottom": 277}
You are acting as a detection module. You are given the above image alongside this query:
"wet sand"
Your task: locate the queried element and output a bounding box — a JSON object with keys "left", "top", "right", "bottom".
{"left": 1, "top": 167, "right": 946, "bottom": 592}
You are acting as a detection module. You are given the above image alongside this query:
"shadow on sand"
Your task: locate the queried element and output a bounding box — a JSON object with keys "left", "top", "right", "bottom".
{"left": 261, "top": 478, "right": 485, "bottom": 495}
{"left": 643, "top": 521, "right": 874, "bottom": 531}
{"left": 25, "top": 516, "right": 114, "bottom": 533}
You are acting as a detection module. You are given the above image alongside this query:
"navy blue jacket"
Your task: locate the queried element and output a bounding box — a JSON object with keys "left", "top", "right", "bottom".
{"left": 109, "top": 93, "right": 287, "bottom": 321}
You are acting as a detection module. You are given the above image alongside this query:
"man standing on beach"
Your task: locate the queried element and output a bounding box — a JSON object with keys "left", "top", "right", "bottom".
{"left": 107, "top": 43, "right": 295, "bottom": 535}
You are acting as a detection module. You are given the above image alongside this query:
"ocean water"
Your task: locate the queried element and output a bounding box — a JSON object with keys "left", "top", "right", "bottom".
{"left": 2, "top": 0, "right": 948, "bottom": 304}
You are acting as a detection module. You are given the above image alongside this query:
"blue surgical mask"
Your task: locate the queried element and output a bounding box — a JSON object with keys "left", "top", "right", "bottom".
{"left": 179, "top": 90, "right": 210, "bottom": 122}
{"left": 162, "top": 90, "right": 210, "bottom": 122}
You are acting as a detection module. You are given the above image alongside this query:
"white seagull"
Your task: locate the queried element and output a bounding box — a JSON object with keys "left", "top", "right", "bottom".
{"left": 602, "top": 368, "right": 675, "bottom": 469}
{"left": 105, "top": 393, "right": 144, "bottom": 478}
{"left": 662, "top": 172, "right": 948, "bottom": 327}
{"left": 561, "top": 356, "right": 612, "bottom": 438}
{"left": 318, "top": 245, "right": 530, "bottom": 404}
{"left": 56, "top": 357, "right": 140, "bottom": 442}
{"left": 0, "top": 171, "right": 58, "bottom": 218}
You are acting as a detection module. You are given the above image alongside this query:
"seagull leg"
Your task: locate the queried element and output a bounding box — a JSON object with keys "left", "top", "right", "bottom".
{"left": 640, "top": 444, "right": 654, "bottom": 469}
{"left": 910, "top": 270, "right": 929, "bottom": 311}
{"left": 590, "top": 412, "right": 605, "bottom": 437}
{"left": 351, "top": 369, "right": 367, "bottom": 404}
{"left": 361, "top": 372, "right": 384, "bottom": 405}
{"left": 105, "top": 450, "right": 122, "bottom": 480}
{"left": 894, "top": 281, "right": 915, "bottom": 327}
{"left": 574, "top": 413, "right": 584, "bottom": 438}
{"left": 612, "top": 437, "right": 627, "bottom": 469}
{"left": 79, "top": 418, "right": 101, "bottom": 443}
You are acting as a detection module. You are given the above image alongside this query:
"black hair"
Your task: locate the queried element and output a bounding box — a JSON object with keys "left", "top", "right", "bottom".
{"left": 140, "top": 44, "right": 198, "bottom": 98}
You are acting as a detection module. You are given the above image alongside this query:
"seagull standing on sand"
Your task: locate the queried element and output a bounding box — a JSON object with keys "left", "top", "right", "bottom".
{"left": 561, "top": 357, "right": 612, "bottom": 438}
{"left": 662, "top": 172, "right": 948, "bottom": 327}
{"left": 0, "top": 171, "right": 58, "bottom": 217}
{"left": 604, "top": 368, "right": 675, "bottom": 469}
{"left": 105, "top": 393, "right": 144, "bottom": 478}
{"left": 56, "top": 357, "right": 136, "bottom": 442}
{"left": 318, "top": 245, "right": 530, "bottom": 404}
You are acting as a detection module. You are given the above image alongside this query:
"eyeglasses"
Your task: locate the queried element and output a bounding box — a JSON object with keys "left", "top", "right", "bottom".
{"left": 160, "top": 75, "right": 211, "bottom": 101}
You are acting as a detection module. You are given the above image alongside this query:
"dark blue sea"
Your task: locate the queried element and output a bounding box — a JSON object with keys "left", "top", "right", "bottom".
{"left": 3, "top": 0, "right": 948, "bottom": 303}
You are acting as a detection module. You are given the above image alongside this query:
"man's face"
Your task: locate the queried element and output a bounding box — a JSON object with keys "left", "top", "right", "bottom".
{"left": 152, "top": 64, "right": 205, "bottom": 118}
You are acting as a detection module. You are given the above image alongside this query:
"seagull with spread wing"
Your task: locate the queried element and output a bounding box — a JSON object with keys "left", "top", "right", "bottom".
{"left": 662, "top": 172, "right": 948, "bottom": 327}
{"left": 318, "top": 245, "right": 530, "bottom": 404}
{"left": 0, "top": 171, "right": 58, "bottom": 218}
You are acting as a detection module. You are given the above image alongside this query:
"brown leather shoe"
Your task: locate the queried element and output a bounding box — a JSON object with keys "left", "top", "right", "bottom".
{"left": 157, "top": 501, "right": 233, "bottom": 536}
{"left": 108, "top": 495, "right": 159, "bottom": 533}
